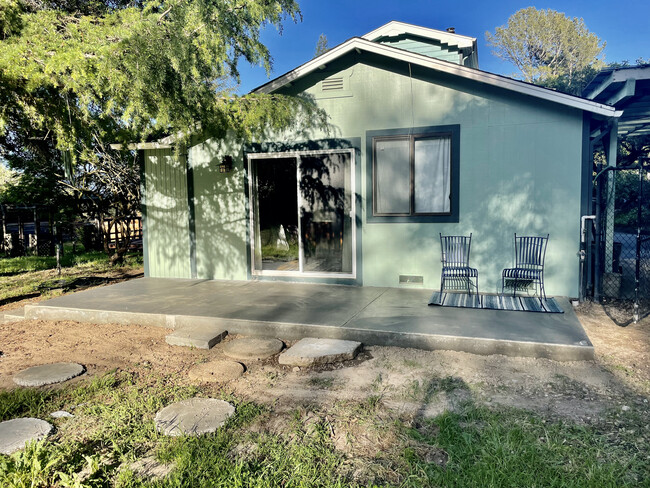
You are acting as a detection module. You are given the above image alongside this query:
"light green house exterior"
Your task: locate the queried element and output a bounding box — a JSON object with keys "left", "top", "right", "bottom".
{"left": 141, "top": 22, "right": 616, "bottom": 298}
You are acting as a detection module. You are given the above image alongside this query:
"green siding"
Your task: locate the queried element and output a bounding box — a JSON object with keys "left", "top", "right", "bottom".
{"left": 143, "top": 55, "right": 587, "bottom": 297}
{"left": 296, "top": 60, "right": 584, "bottom": 297}
{"left": 143, "top": 148, "right": 191, "bottom": 278}
{"left": 190, "top": 139, "right": 248, "bottom": 281}
{"left": 379, "top": 36, "right": 462, "bottom": 64}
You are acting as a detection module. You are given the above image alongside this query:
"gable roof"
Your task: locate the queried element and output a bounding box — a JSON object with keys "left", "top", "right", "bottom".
{"left": 362, "top": 21, "right": 476, "bottom": 49}
{"left": 253, "top": 27, "right": 617, "bottom": 117}
{"left": 362, "top": 20, "right": 478, "bottom": 68}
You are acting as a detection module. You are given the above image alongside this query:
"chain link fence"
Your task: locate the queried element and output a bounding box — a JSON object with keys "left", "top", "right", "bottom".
{"left": 594, "top": 163, "right": 650, "bottom": 325}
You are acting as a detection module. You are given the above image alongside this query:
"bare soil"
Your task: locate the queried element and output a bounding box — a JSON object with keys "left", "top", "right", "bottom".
{"left": 1, "top": 299, "right": 649, "bottom": 423}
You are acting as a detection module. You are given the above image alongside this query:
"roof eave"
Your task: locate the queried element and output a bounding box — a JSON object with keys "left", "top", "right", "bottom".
{"left": 253, "top": 38, "right": 616, "bottom": 117}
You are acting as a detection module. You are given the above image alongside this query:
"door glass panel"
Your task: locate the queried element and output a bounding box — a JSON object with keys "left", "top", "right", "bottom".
{"left": 252, "top": 157, "right": 300, "bottom": 271}
{"left": 299, "top": 153, "right": 352, "bottom": 273}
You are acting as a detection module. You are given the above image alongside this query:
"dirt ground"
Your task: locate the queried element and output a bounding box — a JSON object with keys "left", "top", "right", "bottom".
{"left": 1, "top": 298, "right": 649, "bottom": 423}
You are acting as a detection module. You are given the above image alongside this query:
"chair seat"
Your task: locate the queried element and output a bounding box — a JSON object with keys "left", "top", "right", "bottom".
{"left": 442, "top": 266, "right": 479, "bottom": 278}
{"left": 502, "top": 267, "right": 542, "bottom": 280}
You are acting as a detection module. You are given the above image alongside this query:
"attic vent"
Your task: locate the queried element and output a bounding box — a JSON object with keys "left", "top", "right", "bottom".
{"left": 322, "top": 77, "right": 344, "bottom": 91}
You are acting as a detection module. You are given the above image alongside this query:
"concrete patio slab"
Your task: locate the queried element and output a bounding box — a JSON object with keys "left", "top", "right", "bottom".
{"left": 3, "top": 307, "right": 25, "bottom": 323}
{"left": 23, "top": 278, "right": 594, "bottom": 361}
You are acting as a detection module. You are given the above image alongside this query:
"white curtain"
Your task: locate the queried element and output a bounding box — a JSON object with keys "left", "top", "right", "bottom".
{"left": 414, "top": 137, "right": 451, "bottom": 213}
{"left": 375, "top": 138, "right": 410, "bottom": 214}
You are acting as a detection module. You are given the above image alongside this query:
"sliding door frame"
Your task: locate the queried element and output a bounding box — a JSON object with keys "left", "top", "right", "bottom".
{"left": 247, "top": 148, "right": 357, "bottom": 280}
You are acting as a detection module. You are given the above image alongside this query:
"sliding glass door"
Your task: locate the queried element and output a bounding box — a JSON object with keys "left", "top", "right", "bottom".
{"left": 249, "top": 149, "right": 355, "bottom": 278}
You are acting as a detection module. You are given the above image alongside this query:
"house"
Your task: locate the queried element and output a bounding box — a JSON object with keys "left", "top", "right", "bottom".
{"left": 140, "top": 21, "right": 617, "bottom": 298}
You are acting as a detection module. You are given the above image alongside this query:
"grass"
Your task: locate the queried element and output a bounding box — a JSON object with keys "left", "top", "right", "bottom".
{"left": 0, "top": 246, "right": 142, "bottom": 304}
{"left": 1, "top": 370, "right": 648, "bottom": 487}
{"left": 407, "top": 405, "right": 650, "bottom": 487}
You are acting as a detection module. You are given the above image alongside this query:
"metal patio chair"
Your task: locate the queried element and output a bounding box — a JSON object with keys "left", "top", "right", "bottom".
{"left": 501, "top": 234, "right": 549, "bottom": 302}
{"left": 440, "top": 233, "right": 480, "bottom": 298}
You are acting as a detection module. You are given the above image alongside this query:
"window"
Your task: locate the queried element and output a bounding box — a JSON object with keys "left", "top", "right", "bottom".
{"left": 367, "top": 125, "right": 459, "bottom": 223}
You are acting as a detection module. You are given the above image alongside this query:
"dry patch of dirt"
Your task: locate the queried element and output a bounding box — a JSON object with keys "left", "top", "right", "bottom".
{"left": 0, "top": 301, "right": 648, "bottom": 425}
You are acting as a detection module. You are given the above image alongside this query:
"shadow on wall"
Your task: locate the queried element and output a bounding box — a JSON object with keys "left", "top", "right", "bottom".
{"left": 144, "top": 150, "right": 192, "bottom": 278}
{"left": 348, "top": 62, "right": 581, "bottom": 296}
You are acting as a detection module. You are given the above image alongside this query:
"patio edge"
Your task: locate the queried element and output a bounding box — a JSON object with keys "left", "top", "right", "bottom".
{"left": 23, "top": 305, "right": 594, "bottom": 361}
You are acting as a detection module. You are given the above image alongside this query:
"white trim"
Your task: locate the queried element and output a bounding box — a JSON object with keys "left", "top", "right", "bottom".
{"left": 109, "top": 142, "right": 173, "bottom": 150}
{"left": 362, "top": 21, "right": 476, "bottom": 50}
{"left": 247, "top": 148, "right": 357, "bottom": 280}
{"left": 253, "top": 38, "right": 616, "bottom": 117}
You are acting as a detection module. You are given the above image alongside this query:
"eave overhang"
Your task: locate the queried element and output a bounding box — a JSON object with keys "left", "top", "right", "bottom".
{"left": 253, "top": 37, "right": 617, "bottom": 118}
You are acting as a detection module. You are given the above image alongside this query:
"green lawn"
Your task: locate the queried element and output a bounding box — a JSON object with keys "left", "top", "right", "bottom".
{"left": 0, "top": 370, "right": 647, "bottom": 488}
{"left": 0, "top": 248, "right": 143, "bottom": 304}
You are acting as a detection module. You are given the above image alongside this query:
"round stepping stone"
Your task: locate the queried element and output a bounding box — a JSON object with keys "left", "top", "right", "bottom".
{"left": 188, "top": 360, "right": 245, "bottom": 383}
{"left": 155, "top": 398, "right": 235, "bottom": 437}
{"left": 278, "top": 338, "right": 362, "bottom": 367}
{"left": 13, "top": 362, "right": 85, "bottom": 387}
{"left": 222, "top": 337, "right": 284, "bottom": 361}
{"left": 0, "top": 418, "right": 54, "bottom": 454}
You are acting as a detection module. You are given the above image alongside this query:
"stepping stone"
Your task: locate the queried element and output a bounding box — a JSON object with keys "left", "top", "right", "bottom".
{"left": 188, "top": 360, "right": 244, "bottom": 383}
{"left": 166, "top": 325, "right": 227, "bottom": 350}
{"left": 155, "top": 398, "right": 235, "bottom": 437}
{"left": 0, "top": 418, "right": 54, "bottom": 454}
{"left": 129, "top": 455, "right": 175, "bottom": 480}
{"left": 223, "top": 337, "right": 284, "bottom": 361}
{"left": 278, "top": 338, "right": 362, "bottom": 367}
{"left": 13, "top": 362, "right": 85, "bottom": 387}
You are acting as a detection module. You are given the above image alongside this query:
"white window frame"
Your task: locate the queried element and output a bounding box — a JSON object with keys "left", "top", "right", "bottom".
{"left": 247, "top": 148, "right": 357, "bottom": 279}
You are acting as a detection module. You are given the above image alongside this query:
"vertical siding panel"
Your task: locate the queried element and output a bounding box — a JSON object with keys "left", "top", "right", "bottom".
{"left": 142, "top": 147, "right": 190, "bottom": 278}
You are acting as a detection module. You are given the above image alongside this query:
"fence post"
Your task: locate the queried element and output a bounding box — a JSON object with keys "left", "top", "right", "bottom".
{"left": 54, "top": 221, "right": 63, "bottom": 276}
{"left": 634, "top": 161, "right": 647, "bottom": 323}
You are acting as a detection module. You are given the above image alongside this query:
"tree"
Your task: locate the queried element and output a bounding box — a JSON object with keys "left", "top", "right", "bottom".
{"left": 315, "top": 33, "right": 329, "bottom": 57}
{"left": 0, "top": 0, "right": 329, "bottom": 262}
{"left": 486, "top": 7, "right": 605, "bottom": 95}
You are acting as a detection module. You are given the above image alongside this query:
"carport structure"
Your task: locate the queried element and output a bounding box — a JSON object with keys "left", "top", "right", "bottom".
{"left": 583, "top": 65, "right": 650, "bottom": 322}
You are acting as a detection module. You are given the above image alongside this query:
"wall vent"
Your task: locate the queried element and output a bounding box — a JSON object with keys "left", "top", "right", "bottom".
{"left": 399, "top": 275, "right": 424, "bottom": 285}
{"left": 322, "top": 77, "right": 344, "bottom": 91}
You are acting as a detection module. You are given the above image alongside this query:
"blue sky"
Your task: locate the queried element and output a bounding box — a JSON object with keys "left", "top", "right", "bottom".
{"left": 235, "top": 0, "right": 650, "bottom": 94}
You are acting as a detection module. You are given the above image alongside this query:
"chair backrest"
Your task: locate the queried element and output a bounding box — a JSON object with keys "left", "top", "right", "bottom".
{"left": 440, "top": 234, "right": 472, "bottom": 268}
{"left": 514, "top": 234, "right": 549, "bottom": 270}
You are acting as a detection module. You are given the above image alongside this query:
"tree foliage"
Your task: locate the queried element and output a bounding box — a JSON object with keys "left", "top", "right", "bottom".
{"left": 486, "top": 7, "right": 606, "bottom": 95}
{"left": 0, "top": 0, "right": 329, "bottom": 262}
{"left": 314, "top": 33, "right": 328, "bottom": 57}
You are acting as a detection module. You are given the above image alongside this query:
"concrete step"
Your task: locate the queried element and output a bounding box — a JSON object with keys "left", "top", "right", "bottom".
{"left": 3, "top": 307, "right": 25, "bottom": 323}
{"left": 165, "top": 323, "right": 227, "bottom": 350}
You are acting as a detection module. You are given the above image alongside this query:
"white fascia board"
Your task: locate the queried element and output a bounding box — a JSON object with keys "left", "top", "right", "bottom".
{"left": 109, "top": 142, "right": 173, "bottom": 150}
{"left": 361, "top": 21, "right": 476, "bottom": 50}
{"left": 253, "top": 38, "right": 616, "bottom": 117}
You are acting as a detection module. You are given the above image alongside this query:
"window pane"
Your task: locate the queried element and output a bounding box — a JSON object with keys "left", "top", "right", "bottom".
{"left": 414, "top": 137, "right": 451, "bottom": 214}
{"left": 375, "top": 138, "right": 410, "bottom": 214}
